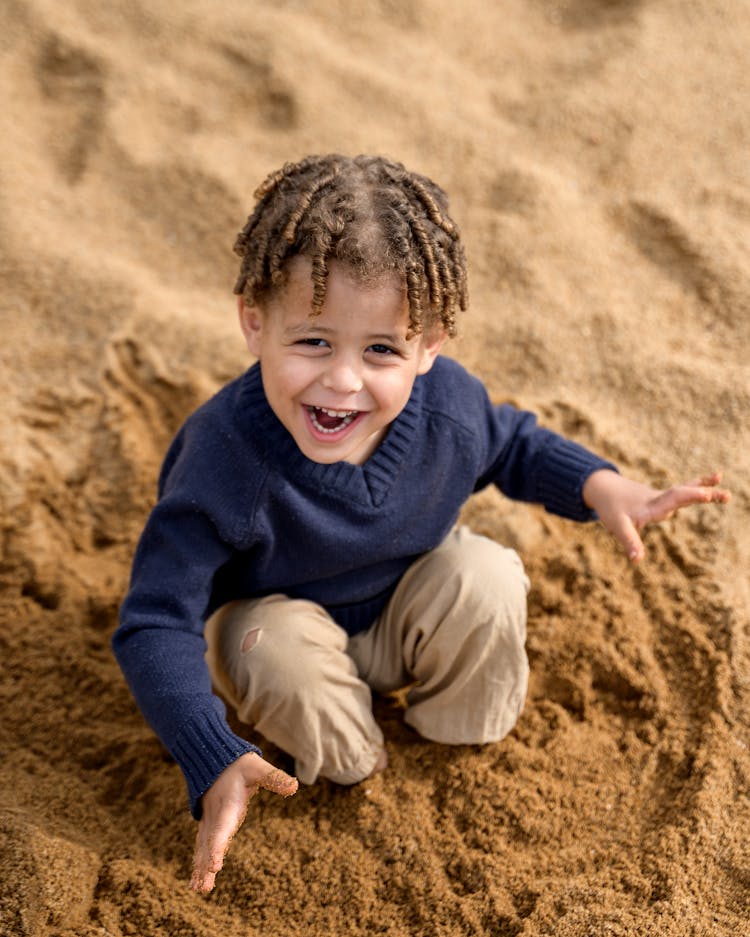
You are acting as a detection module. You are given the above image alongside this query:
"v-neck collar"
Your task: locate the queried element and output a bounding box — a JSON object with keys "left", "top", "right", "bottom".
{"left": 237, "top": 363, "right": 421, "bottom": 506}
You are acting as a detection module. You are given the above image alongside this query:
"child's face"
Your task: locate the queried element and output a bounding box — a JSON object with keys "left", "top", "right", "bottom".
{"left": 239, "top": 257, "right": 445, "bottom": 465}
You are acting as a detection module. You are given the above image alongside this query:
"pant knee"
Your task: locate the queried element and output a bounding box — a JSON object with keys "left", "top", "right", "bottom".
{"left": 450, "top": 528, "right": 528, "bottom": 583}
{"left": 428, "top": 529, "right": 529, "bottom": 629}
{"left": 214, "top": 596, "right": 349, "bottom": 699}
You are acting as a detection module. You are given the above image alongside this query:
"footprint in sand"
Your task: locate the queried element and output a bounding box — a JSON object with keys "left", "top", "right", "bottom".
{"left": 35, "top": 33, "right": 107, "bottom": 183}
{"left": 548, "top": 0, "right": 644, "bottom": 30}
{"left": 219, "top": 41, "right": 298, "bottom": 130}
{"left": 488, "top": 167, "right": 540, "bottom": 217}
{"left": 614, "top": 199, "right": 744, "bottom": 324}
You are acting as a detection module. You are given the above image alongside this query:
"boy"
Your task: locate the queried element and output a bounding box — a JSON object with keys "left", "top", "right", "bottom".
{"left": 113, "top": 154, "right": 730, "bottom": 894}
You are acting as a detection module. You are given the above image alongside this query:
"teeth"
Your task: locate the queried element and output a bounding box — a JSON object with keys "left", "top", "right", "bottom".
{"left": 320, "top": 407, "right": 357, "bottom": 417}
{"left": 307, "top": 406, "right": 358, "bottom": 435}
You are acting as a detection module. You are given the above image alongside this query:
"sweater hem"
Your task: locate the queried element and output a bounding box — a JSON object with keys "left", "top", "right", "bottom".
{"left": 171, "top": 709, "right": 262, "bottom": 819}
{"left": 536, "top": 443, "right": 618, "bottom": 522}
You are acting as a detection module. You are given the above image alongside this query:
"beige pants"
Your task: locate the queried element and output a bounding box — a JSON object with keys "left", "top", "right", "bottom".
{"left": 205, "top": 526, "right": 530, "bottom": 786}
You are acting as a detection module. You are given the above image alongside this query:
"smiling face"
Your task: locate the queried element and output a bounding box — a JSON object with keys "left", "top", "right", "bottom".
{"left": 239, "top": 257, "right": 445, "bottom": 465}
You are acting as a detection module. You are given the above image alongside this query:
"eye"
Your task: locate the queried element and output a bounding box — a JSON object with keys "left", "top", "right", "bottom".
{"left": 368, "top": 343, "right": 397, "bottom": 356}
{"left": 296, "top": 338, "right": 329, "bottom": 348}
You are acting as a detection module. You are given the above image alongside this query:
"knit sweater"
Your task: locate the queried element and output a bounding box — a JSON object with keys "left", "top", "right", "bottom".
{"left": 114, "top": 356, "right": 616, "bottom": 816}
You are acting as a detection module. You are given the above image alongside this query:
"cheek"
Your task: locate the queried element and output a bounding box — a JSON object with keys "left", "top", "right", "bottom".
{"left": 274, "top": 357, "right": 319, "bottom": 395}
{"left": 370, "top": 369, "right": 417, "bottom": 411}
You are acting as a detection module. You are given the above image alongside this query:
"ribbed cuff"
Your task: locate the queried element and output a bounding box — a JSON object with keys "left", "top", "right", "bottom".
{"left": 171, "top": 708, "right": 262, "bottom": 819}
{"left": 536, "top": 440, "right": 617, "bottom": 522}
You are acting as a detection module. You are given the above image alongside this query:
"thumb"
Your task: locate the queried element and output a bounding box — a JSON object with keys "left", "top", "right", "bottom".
{"left": 257, "top": 764, "right": 299, "bottom": 798}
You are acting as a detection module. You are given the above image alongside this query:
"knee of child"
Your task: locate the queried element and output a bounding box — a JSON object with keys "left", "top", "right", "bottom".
{"left": 404, "top": 536, "right": 528, "bottom": 663}
{"left": 492, "top": 546, "right": 530, "bottom": 610}
{"left": 234, "top": 623, "right": 318, "bottom": 693}
{"left": 445, "top": 532, "right": 529, "bottom": 607}
{"left": 231, "top": 597, "right": 350, "bottom": 687}
{"left": 452, "top": 542, "right": 529, "bottom": 653}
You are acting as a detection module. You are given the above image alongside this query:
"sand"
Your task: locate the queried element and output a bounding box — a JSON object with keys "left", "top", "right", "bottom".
{"left": 1, "top": 1, "right": 749, "bottom": 934}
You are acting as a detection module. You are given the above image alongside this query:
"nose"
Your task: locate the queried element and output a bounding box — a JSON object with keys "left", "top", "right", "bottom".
{"left": 321, "top": 355, "right": 363, "bottom": 395}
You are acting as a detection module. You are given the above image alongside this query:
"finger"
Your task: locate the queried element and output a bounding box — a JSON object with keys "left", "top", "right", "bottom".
{"left": 191, "top": 799, "right": 248, "bottom": 894}
{"left": 682, "top": 472, "right": 731, "bottom": 502}
{"left": 645, "top": 483, "right": 730, "bottom": 524}
{"left": 191, "top": 819, "right": 230, "bottom": 894}
{"left": 607, "top": 512, "right": 645, "bottom": 563}
{"left": 190, "top": 821, "right": 214, "bottom": 893}
{"left": 190, "top": 831, "right": 231, "bottom": 894}
{"left": 684, "top": 471, "right": 723, "bottom": 488}
{"left": 191, "top": 866, "right": 217, "bottom": 895}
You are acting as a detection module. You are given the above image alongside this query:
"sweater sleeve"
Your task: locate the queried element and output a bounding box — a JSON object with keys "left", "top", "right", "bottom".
{"left": 113, "top": 496, "right": 261, "bottom": 819}
{"left": 475, "top": 399, "right": 618, "bottom": 522}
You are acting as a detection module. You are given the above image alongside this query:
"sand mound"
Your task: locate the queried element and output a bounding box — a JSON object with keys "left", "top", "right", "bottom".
{"left": 2, "top": 2, "right": 749, "bottom": 935}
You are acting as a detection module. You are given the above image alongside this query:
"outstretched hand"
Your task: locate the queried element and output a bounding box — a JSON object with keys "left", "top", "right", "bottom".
{"left": 191, "top": 752, "right": 298, "bottom": 895}
{"left": 582, "top": 469, "right": 731, "bottom": 563}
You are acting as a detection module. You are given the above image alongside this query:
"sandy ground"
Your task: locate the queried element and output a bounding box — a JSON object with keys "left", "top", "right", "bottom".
{"left": 1, "top": 1, "right": 749, "bottom": 935}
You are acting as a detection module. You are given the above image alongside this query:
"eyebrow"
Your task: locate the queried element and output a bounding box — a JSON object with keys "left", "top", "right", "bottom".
{"left": 369, "top": 333, "right": 408, "bottom": 346}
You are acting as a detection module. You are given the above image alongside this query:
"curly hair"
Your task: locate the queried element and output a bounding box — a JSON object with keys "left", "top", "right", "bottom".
{"left": 233, "top": 154, "right": 468, "bottom": 338}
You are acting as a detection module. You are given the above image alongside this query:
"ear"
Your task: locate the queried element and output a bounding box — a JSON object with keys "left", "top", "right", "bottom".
{"left": 237, "top": 296, "right": 264, "bottom": 357}
{"left": 415, "top": 329, "right": 447, "bottom": 375}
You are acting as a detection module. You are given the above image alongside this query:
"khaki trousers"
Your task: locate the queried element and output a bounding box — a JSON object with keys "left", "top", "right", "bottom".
{"left": 205, "top": 526, "right": 530, "bottom": 786}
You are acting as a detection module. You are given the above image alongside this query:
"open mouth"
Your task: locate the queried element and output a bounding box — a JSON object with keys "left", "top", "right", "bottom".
{"left": 306, "top": 406, "right": 360, "bottom": 435}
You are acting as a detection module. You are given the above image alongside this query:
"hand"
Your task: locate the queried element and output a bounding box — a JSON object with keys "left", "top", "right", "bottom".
{"left": 582, "top": 469, "right": 731, "bottom": 563}
{"left": 190, "top": 752, "right": 298, "bottom": 895}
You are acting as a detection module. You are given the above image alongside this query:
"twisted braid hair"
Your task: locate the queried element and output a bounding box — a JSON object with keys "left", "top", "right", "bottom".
{"left": 233, "top": 154, "right": 467, "bottom": 338}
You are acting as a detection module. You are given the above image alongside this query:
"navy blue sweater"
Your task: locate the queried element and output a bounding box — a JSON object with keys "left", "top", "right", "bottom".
{"left": 114, "top": 357, "right": 615, "bottom": 816}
